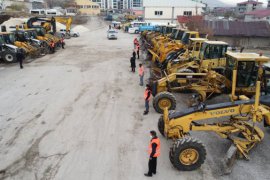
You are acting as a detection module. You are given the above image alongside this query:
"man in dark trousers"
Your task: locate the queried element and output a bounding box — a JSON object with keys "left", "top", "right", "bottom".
{"left": 61, "top": 37, "right": 65, "bottom": 49}
{"left": 130, "top": 56, "right": 136, "bottom": 72}
{"left": 136, "top": 43, "right": 140, "bottom": 59}
{"left": 144, "top": 84, "right": 151, "bottom": 115}
{"left": 16, "top": 48, "right": 25, "bottom": 69}
{"left": 132, "top": 49, "right": 136, "bottom": 59}
{"left": 145, "top": 130, "right": 160, "bottom": 177}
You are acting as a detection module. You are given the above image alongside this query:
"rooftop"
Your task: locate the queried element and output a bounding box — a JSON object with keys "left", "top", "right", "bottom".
{"left": 245, "top": 9, "right": 270, "bottom": 18}
{"left": 226, "top": 52, "right": 270, "bottom": 62}
{"left": 237, "top": 1, "right": 263, "bottom": 5}
{"left": 143, "top": 0, "right": 205, "bottom": 8}
{"left": 203, "top": 20, "right": 270, "bottom": 37}
{"left": 205, "top": 41, "right": 228, "bottom": 45}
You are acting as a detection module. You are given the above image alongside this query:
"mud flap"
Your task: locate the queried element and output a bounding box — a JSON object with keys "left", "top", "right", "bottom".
{"left": 222, "top": 144, "right": 237, "bottom": 175}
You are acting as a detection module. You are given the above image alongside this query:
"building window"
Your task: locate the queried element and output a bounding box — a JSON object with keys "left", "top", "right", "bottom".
{"left": 183, "top": 11, "right": 192, "bottom": 16}
{"left": 155, "top": 11, "right": 163, "bottom": 16}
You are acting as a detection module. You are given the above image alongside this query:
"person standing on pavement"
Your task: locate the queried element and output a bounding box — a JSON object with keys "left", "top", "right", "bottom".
{"left": 136, "top": 43, "right": 140, "bottom": 59}
{"left": 145, "top": 130, "right": 160, "bottom": 177}
{"left": 17, "top": 48, "right": 25, "bottom": 69}
{"left": 61, "top": 37, "right": 65, "bottom": 49}
{"left": 130, "top": 56, "right": 136, "bottom": 72}
{"left": 50, "top": 41, "right": 55, "bottom": 53}
{"left": 139, "top": 63, "right": 144, "bottom": 86}
{"left": 144, "top": 84, "right": 151, "bottom": 115}
{"left": 133, "top": 49, "right": 136, "bottom": 59}
{"left": 134, "top": 38, "right": 138, "bottom": 48}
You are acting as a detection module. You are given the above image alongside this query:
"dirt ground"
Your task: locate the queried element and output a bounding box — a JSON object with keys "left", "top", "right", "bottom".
{"left": 0, "top": 16, "right": 270, "bottom": 180}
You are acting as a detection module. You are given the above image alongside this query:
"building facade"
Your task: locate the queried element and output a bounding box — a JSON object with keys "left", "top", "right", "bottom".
{"left": 236, "top": 0, "right": 263, "bottom": 15}
{"left": 143, "top": 0, "right": 205, "bottom": 23}
{"left": 75, "top": 0, "right": 100, "bottom": 15}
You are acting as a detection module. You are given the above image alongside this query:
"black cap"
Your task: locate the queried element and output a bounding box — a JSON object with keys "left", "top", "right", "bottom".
{"left": 150, "top": 130, "right": 157, "bottom": 137}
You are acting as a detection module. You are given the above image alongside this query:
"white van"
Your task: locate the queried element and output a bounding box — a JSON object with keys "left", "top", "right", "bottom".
{"left": 30, "top": 9, "right": 46, "bottom": 15}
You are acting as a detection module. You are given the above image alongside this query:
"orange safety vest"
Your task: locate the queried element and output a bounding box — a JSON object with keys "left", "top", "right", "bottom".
{"left": 144, "top": 89, "right": 151, "bottom": 101}
{"left": 134, "top": 38, "right": 138, "bottom": 44}
{"left": 148, "top": 138, "right": 160, "bottom": 157}
{"left": 139, "top": 66, "right": 144, "bottom": 76}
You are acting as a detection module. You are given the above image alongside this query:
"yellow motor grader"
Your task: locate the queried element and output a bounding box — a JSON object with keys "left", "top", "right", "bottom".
{"left": 149, "top": 30, "right": 201, "bottom": 64}
{"left": 151, "top": 52, "right": 270, "bottom": 114}
{"left": 158, "top": 67, "right": 270, "bottom": 173}
{"left": 151, "top": 39, "right": 228, "bottom": 80}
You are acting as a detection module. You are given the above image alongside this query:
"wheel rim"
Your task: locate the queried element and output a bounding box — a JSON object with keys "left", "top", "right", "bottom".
{"left": 5, "top": 54, "right": 14, "bottom": 62}
{"left": 158, "top": 98, "right": 172, "bottom": 110}
{"left": 179, "top": 148, "right": 199, "bottom": 165}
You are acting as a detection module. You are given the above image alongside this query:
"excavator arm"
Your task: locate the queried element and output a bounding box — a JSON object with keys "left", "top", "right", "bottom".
{"left": 26, "top": 17, "right": 56, "bottom": 34}
{"left": 54, "top": 17, "right": 73, "bottom": 32}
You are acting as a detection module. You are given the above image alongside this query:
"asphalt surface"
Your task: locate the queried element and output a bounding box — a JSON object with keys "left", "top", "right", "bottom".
{"left": 0, "top": 16, "right": 270, "bottom": 180}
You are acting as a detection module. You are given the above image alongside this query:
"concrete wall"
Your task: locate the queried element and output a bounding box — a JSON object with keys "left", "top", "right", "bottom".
{"left": 144, "top": 6, "right": 203, "bottom": 23}
{"left": 213, "top": 36, "right": 270, "bottom": 48}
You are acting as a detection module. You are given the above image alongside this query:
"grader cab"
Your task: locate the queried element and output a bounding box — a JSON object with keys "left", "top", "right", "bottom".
{"left": 157, "top": 61, "right": 270, "bottom": 173}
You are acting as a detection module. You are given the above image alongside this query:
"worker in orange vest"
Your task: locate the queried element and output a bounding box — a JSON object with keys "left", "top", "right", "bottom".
{"left": 136, "top": 43, "right": 140, "bottom": 59}
{"left": 144, "top": 84, "right": 151, "bottom": 115}
{"left": 145, "top": 130, "right": 160, "bottom": 177}
{"left": 139, "top": 63, "right": 144, "bottom": 86}
{"left": 134, "top": 38, "right": 138, "bottom": 48}
{"left": 50, "top": 41, "right": 55, "bottom": 53}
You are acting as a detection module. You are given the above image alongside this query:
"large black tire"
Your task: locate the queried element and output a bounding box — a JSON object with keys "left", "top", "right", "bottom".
{"left": 2, "top": 51, "right": 17, "bottom": 63}
{"left": 153, "top": 92, "right": 177, "bottom": 114}
{"left": 170, "top": 137, "right": 206, "bottom": 171}
{"left": 158, "top": 115, "right": 165, "bottom": 136}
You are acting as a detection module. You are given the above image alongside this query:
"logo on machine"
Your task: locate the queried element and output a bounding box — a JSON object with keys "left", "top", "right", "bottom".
{"left": 209, "top": 109, "right": 235, "bottom": 116}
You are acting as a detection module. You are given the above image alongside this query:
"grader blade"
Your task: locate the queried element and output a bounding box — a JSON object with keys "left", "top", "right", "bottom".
{"left": 222, "top": 144, "right": 237, "bottom": 175}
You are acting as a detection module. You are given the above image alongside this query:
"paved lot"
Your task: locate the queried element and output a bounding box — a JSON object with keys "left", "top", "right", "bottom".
{"left": 0, "top": 16, "right": 270, "bottom": 180}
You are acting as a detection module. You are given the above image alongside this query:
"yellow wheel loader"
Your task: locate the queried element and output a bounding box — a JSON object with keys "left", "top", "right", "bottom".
{"left": 157, "top": 60, "right": 270, "bottom": 173}
{"left": 0, "top": 34, "right": 19, "bottom": 63}
{"left": 151, "top": 52, "right": 270, "bottom": 113}
{"left": 1, "top": 32, "right": 40, "bottom": 59}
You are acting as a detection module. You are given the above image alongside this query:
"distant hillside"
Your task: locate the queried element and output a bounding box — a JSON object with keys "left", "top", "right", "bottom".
{"left": 200, "top": 0, "right": 229, "bottom": 7}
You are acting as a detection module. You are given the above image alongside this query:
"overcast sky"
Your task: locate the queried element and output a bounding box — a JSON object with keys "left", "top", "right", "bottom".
{"left": 220, "top": 0, "right": 268, "bottom": 6}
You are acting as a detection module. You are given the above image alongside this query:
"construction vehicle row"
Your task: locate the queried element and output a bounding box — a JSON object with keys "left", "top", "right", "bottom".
{"left": 0, "top": 16, "right": 75, "bottom": 64}
{"left": 140, "top": 25, "right": 270, "bottom": 173}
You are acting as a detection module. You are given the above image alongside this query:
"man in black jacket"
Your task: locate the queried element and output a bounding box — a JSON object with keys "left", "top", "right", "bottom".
{"left": 145, "top": 130, "right": 160, "bottom": 177}
{"left": 16, "top": 48, "right": 25, "bottom": 69}
{"left": 130, "top": 56, "right": 136, "bottom": 72}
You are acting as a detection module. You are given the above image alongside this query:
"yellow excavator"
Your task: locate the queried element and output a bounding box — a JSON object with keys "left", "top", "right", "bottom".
{"left": 158, "top": 57, "right": 270, "bottom": 173}
{"left": 26, "top": 17, "right": 61, "bottom": 48}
